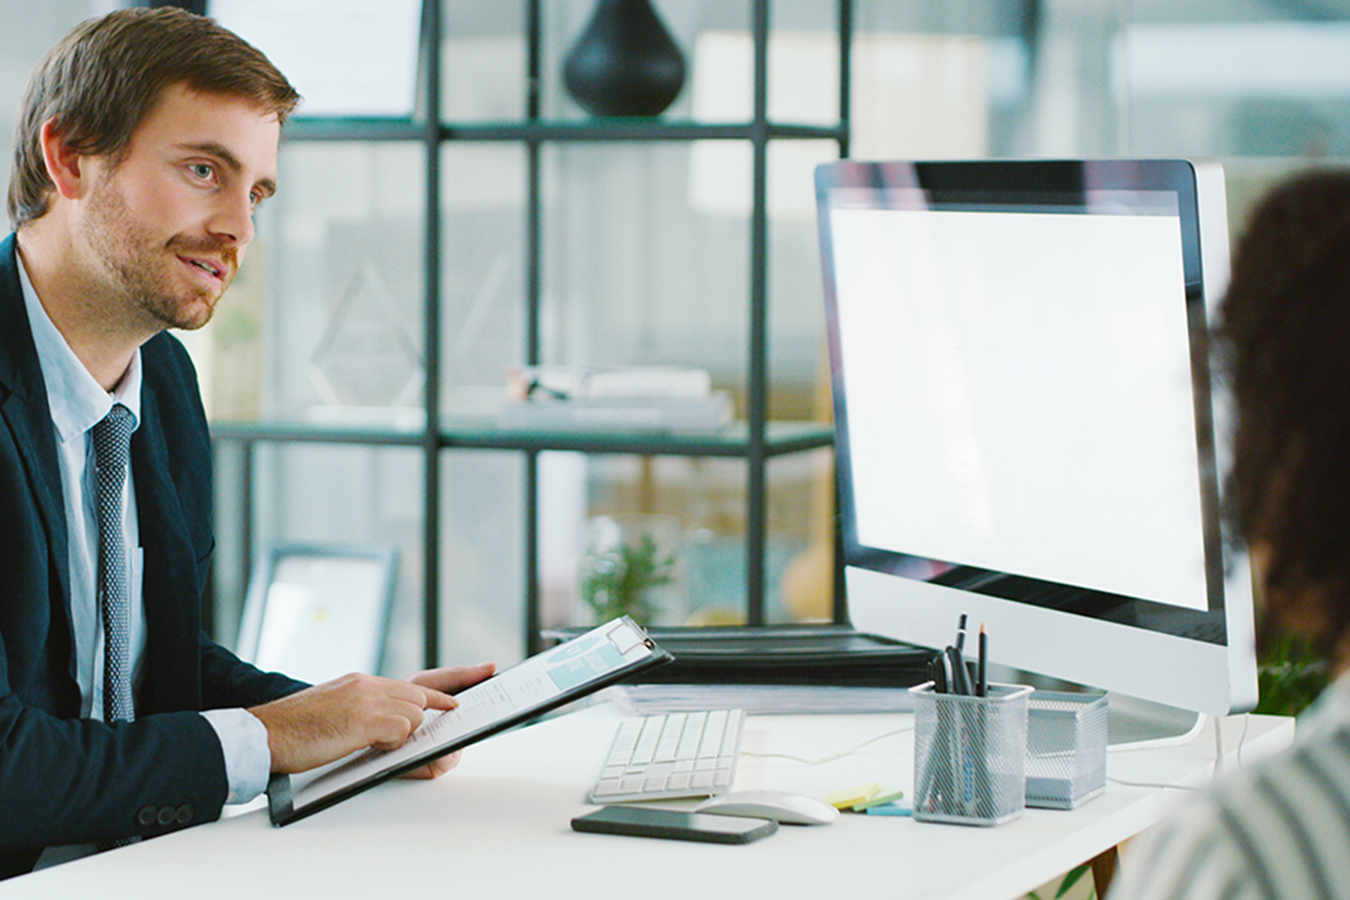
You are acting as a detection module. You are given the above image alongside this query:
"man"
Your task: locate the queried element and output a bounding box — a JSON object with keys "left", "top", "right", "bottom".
{"left": 1107, "top": 171, "right": 1350, "bottom": 898}
{"left": 0, "top": 8, "right": 493, "bottom": 879}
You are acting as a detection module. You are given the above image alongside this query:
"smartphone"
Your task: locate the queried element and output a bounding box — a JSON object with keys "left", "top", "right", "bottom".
{"left": 571, "top": 805, "right": 778, "bottom": 845}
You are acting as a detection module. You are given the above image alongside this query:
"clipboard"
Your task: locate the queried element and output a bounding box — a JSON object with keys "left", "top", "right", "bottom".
{"left": 267, "top": 616, "right": 673, "bottom": 826}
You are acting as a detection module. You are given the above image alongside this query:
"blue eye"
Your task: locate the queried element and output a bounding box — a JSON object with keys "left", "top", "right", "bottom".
{"left": 189, "top": 163, "right": 213, "bottom": 180}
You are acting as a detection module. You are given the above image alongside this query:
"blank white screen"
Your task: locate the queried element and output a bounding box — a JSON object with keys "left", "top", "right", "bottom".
{"left": 831, "top": 206, "right": 1208, "bottom": 611}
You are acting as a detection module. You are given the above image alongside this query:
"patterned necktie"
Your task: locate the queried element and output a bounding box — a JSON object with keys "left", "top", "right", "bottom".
{"left": 92, "top": 403, "right": 135, "bottom": 724}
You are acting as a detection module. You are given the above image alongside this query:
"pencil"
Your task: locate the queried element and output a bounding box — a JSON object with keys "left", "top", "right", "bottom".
{"left": 977, "top": 622, "right": 988, "bottom": 698}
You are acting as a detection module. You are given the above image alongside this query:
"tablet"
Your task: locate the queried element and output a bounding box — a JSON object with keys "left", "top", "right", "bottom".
{"left": 267, "top": 616, "right": 673, "bottom": 826}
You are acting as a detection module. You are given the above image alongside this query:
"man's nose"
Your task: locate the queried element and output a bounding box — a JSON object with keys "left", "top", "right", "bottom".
{"left": 207, "top": 187, "right": 256, "bottom": 247}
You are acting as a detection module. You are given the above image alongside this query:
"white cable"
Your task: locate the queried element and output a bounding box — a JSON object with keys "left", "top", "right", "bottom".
{"left": 1214, "top": 712, "right": 1254, "bottom": 778}
{"left": 1109, "top": 712, "right": 1252, "bottom": 793}
{"left": 740, "top": 725, "right": 914, "bottom": 766}
{"left": 741, "top": 710, "right": 1255, "bottom": 785}
{"left": 1236, "top": 712, "right": 1251, "bottom": 769}
{"left": 1214, "top": 713, "right": 1225, "bottom": 778}
{"left": 1106, "top": 775, "right": 1202, "bottom": 792}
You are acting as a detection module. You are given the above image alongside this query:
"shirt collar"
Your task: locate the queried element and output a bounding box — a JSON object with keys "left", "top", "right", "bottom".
{"left": 17, "top": 252, "right": 142, "bottom": 444}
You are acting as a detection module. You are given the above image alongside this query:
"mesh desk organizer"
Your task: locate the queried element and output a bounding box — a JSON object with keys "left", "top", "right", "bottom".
{"left": 1025, "top": 691, "right": 1108, "bottom": 809}
{"left": 911, "top": 683, "right": 1033, "bottom": 827}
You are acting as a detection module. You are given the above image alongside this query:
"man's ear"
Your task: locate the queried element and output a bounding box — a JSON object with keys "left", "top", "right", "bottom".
{"left": 39, "top": 118, "right": 88, "bottom": 201}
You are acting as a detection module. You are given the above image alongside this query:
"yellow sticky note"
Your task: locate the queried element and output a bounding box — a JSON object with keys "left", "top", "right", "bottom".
{"left": 826, "top": 782, "right": 880, "bottom": 810}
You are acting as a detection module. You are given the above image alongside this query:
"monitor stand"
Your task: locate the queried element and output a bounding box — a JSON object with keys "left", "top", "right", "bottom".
{"left": 1106, "top": 692, "right": 1204, "bottom": 748}
{"left": 992, "top": 667, "right": 1208, "bottom": 748}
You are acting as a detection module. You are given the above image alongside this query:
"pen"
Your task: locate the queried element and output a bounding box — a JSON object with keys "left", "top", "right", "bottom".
{"left": 950, "top": 614, "right": 971, "bottom": 695}
{"left": 977, "top": 623, "right": 988, "bottom": 698}
{"left": 946, "top": 645, "right": 972, "bottom": 696}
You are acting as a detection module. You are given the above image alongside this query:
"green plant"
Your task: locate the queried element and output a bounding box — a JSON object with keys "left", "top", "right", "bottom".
{"left": 1027, "top": 863, "right": 1094, "bottom": 900}
{"left": 1255, "top": 631, "right": 1330, "bottom": 718}
{"left": 579, "top": 532, "right": 676, "bottom": 625}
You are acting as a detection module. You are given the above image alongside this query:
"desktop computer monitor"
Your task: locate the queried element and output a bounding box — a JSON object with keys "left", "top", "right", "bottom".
{"left": 815, "top": 159, "right": 1258, "bottom": 719}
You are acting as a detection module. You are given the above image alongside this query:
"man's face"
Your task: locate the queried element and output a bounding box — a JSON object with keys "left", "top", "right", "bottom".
{"left": 78, "top": 82, "right": 280, "bottom": 332}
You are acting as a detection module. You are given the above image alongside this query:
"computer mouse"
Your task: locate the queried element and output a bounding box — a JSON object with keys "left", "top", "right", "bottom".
{"left": 694, "top": 789, "right": 840, "bottom": 825}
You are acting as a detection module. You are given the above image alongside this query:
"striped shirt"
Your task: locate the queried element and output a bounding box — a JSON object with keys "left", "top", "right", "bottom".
{"left": 1109, "top": 674, "right": 1350, "bottom": 900}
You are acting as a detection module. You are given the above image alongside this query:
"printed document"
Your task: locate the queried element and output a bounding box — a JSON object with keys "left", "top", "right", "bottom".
{"left": 269, "top": 617, "right": 670, "bottom": 825}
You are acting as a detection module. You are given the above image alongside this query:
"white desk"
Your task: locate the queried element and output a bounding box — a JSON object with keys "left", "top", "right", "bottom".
{"left": 6, "top": 701, "right": 1293, "bottom": 900}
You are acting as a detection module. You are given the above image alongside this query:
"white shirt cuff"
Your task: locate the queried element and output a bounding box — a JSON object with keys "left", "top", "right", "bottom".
{"left": 200, "top": 708, "right": 272, "bottom": 804}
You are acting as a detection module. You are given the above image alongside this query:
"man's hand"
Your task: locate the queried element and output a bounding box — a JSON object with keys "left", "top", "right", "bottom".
{"left": 400, "top": 662, "right": 498, "bottom": 779}
{"left": 247, "top": 663, "right": 496, "bottom": 775}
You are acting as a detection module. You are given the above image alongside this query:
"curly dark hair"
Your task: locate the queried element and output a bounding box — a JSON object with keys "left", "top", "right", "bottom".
{"left": 1221, "top": 169, "right": 1350, "bottom": 660}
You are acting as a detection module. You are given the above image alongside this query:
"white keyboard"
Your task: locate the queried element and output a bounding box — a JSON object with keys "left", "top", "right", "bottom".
{"left": 588, "top": 710, "right": 745, "bottom": 804}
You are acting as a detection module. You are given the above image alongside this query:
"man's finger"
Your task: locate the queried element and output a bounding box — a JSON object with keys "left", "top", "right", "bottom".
{"left": 410, "top": 662, "right": 496, "bottom": 695}
{"left": 419, "top": 686, "right": 458, "bottom": 711}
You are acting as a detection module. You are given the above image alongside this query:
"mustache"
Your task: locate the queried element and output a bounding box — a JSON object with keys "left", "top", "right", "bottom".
{"left": 168, "top": 237, "right": 240, "bottom": 272}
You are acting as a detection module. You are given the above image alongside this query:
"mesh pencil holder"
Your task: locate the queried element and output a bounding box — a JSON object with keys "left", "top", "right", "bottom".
{"left": 910, "top": 682, "right": 1032, "bottom": 827}
{"left": 1025, "top": 691, "right": 1108, "bottom": 810}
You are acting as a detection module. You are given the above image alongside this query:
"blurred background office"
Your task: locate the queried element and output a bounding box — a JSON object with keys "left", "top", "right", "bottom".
{"left": 4, "top": 0, "right": 1346, "bottom": 678}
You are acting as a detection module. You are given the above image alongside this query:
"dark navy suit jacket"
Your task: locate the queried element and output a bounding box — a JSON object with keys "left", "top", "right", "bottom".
{"left": 0, "top": 233, "right": 304, "bottom": 878}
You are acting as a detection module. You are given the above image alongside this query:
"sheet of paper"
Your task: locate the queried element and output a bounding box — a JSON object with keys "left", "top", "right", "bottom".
{"left": 286, "top": 618, "right": 658, "bottom": 811}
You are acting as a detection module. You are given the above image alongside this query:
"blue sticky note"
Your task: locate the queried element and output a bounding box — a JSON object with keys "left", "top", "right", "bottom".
{"left": 864, "top": 802, "right": 912, "bottom": 816}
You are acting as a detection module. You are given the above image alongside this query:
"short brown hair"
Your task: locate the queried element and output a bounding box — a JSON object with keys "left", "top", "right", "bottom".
{"left": 1221, "top": 169, "right": 1350, "bottom": 658}
{"left": 8, "top": 6, "right": 299, "bottom": 227}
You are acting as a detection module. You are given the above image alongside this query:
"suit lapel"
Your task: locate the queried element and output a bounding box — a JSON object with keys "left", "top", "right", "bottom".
{"left": 0, "top": 235, "right": 73, "bottom": 624}
{"left": 132, "top": 380, "right": 201, "bottom": 712}
{"left": 3, "top": 234, "right": 205, "bottom": 714}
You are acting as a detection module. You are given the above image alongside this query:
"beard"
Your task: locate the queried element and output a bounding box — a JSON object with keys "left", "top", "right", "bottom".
{"left": 81, "top": 172, "right": 238, "bottom": 332}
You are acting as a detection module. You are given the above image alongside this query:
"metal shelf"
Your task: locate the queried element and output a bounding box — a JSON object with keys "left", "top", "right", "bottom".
{"left": 212, "top": 419, "right": 833, "bottom": 458}
{"left": 287, "top": 117, "right": 847, "bottom": 144}
{"left": 210, "top": 420, "right": 422, "bottom": 447}
{"left": 216, "top": 0, "right": 851, "bottom": 662}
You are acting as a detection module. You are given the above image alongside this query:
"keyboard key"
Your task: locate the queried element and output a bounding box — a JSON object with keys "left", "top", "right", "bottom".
{"left": 698, "top": 711, "right": 727, "bottom": 758}
{"left": 722, "top": 711, "right": 744, "bottom": 755}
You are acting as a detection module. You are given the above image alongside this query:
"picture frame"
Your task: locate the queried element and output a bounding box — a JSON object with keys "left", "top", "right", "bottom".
{"left": 236, "top": 543, "right": 398, "bottom": 683}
